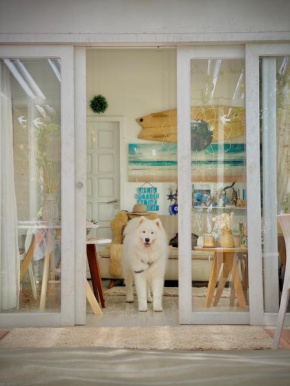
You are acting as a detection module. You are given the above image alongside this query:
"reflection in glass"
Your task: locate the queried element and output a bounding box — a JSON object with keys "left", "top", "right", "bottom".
{"left": 190, "top": 59, "right": 248, "bottom": 312}
{"left": 260, "top": 56, "right": 290, "bottom": 312}
{"left": 0, "top": 58, "right": 61, "bottom": 313}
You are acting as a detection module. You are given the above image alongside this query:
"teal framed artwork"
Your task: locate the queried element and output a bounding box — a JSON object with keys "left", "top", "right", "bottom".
{"left": 128, "top": 143, "right": 245, "bottom": 183}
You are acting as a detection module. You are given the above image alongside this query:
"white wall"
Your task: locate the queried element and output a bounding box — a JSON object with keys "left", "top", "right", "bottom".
{"left": 87, "top": 48, "right": 177, "bottom": 214}
{"left": 1, "top": 0, "right": 290, "bottom": 44}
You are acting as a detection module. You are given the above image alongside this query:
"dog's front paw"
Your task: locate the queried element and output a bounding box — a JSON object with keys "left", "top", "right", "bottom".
{"left": 126, "top": 298, "right": 134, "bottom": 303}
{"left": 153, "top": 301, "right": 163, "bottom": 312}
{"left": 138, "top": 300, "right": 148, "bottom": 312}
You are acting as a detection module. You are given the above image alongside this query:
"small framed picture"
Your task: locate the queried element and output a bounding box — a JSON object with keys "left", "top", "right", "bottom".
{"left": 193, "top": 187, "right": 211, "bottom": 207}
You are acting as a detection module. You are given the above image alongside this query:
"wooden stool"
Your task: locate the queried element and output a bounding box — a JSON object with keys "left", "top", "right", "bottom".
{"left": 86, "top": 238, "right": 111, "bottom": 309}
{"left": 195, "top": 247, "right": 248, "bottom": 310}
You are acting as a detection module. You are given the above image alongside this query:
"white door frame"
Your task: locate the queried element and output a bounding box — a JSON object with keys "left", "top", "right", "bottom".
{"left": 246, "top": 43, "right": 290, "bottom": 326}
{"left": 0, "top": 45, "right": 75, "bottom": 327}
{"left": 177, "top": 45, "right": 251, "bottom": 324}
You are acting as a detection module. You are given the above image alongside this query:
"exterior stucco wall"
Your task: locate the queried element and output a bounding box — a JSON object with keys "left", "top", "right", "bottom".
{"left": 0, "top": 0, "right": 290, "bottom": 44}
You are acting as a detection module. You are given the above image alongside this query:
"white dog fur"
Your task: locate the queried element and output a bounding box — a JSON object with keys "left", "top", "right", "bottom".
{"left": 122, "top": 216, "right": 169, "bottom": 312}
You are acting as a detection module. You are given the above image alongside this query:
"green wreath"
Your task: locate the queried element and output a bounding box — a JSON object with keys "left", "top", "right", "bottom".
{"left": 90, "top": 95, "right": 108, "bottom": 114}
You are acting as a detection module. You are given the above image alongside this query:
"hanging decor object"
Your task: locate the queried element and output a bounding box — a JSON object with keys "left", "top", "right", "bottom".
{"left": 167, "top": 185, "right": 178, "bottom": 215}
{"left": 135, "top": 182, "right": 159, "bottom": 212}
{"left": 90, "top": 94, "right": 108, "bottom": 114}
{"left": 136, "top": 105, "right": 245, "bottom": 148}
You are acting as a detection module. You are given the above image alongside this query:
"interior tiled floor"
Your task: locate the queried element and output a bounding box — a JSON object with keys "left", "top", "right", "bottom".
{"left": 86, "top": 294, "right": 180, "bottom": 327}
{"left": 86, "top": 280, "right": 246, "bottom": 327}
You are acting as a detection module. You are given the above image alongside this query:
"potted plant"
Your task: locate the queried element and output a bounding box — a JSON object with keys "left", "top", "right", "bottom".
{"left": 36, "top": 122, "right": 61, "bottom": 222}
{"left": 281, "top": 193, "right": 290, "bottom": 214}
{"left": 232, "top": 224, "right": 241, "bottom": 247}
{"left": 212, "top": 212, "right": 235, "bottom": 248}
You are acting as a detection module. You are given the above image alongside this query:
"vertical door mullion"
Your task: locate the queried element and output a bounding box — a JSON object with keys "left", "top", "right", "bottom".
{"left": 74, "top": 47, "right": 87, "bottom": 325}
{"left": 60, "top": 47, "right": 75, "bottom": 326}
{"left": 177, "top": 48, "right": 193, "bottom": 323}
{"left": 261, "top": 58, "right": 279, "bottom": 312}
{"left": 245, "top": 45, "right": 264, "bottom": 325}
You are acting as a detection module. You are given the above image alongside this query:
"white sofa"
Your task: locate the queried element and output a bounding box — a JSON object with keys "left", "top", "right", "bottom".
{"left": 99, "top": 214, "right": 214, "bottom": 281}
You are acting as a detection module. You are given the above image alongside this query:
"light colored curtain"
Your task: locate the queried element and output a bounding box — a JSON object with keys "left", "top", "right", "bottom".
{"left": 0, "top": 61, "right": 20, "bottom": 311}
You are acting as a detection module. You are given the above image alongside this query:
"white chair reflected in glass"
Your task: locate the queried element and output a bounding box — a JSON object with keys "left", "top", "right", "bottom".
{"left": 273, "top": 214, "right": 290, "bottom": 349}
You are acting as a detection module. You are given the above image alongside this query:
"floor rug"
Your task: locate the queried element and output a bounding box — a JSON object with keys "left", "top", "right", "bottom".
{"left": 0, "top": 326, "right": 272, "bottom": 350}
{"left": 105, "top": 286, "right": 231, "bottom": 298}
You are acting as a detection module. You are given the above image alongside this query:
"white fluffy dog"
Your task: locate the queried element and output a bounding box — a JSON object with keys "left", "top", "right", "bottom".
{"left": 122, "top": 216, "right": 169, "bottom": 312}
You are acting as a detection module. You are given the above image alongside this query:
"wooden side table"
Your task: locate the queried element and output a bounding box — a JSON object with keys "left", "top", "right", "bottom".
{"left": 19, "top": 223, "right": 108, "bottom": 315}
{"left": 86, "top": 238, "right": 111, "bottom": 309}
{"left": 194, "top": 247, "right": 248, "bottom": 310}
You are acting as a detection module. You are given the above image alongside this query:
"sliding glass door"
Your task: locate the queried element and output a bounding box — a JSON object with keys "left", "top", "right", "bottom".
{"left": 0, "top": 46, "right": 75, "bottom": 326}
{"left": 178, "top": 46, "right": 251, "bottom": 324}
{"left": 257, "top": 46, "right": 290, "bottom": 325}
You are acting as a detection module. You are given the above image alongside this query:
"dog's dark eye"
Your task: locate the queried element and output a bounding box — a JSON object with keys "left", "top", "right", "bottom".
{"left": 143, "top": 231, "right": 145, "bottom": 233}
{"left": 151, "top": 232, "right": 154, "bottom": 234}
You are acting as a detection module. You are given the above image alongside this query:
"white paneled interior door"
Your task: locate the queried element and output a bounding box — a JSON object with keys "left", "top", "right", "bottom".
{"left": 87, "top": 120, "right": 120, "bottom": 241}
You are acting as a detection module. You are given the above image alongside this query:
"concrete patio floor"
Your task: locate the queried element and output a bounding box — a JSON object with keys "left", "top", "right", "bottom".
{"left": 0, "top": 347, "right": 290, "bottom": 386}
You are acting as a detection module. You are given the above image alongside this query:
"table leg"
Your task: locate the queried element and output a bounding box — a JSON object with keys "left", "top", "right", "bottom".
{"left": 20, "top": 236, "right": 40, "bottom": 280}
{"left": 231, "top": 255, "right": 247, "bottom": 310}
{"left": 39, "top": 251, "right": 51, "bottom": 311}
{"left": 86, "top": 244, "right": 106, "bottom": 308}
{"left": 86, "top": 281, "right": 102, "bottom": 315}
{"left": 49, "top": 248, "right": 58, "bottom": 309}
{"left": 205, "top": 252, "right": 218, "bottom": 307}
{"left": 241, "top": 255, "right": 249, "bottom": 302}
{"left": 230, "top": 285, "right": 236, "bottom": 307}
{"left": 213, "top": 253, "right": 233, "bottom": 306}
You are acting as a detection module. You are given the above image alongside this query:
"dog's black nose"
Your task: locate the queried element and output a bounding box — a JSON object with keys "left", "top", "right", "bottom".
{"left": 145, "top": 238, "right": 150, "bottom": 243}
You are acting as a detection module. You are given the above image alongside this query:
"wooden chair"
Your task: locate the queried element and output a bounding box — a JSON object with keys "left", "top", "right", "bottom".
{"left": 273, "top": 214, "right": 290, "bottom": 349}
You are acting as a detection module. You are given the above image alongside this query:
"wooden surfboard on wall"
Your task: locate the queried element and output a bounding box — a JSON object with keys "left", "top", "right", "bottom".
{"left": 136, "top": 105, "right": 245, "bottom": 144}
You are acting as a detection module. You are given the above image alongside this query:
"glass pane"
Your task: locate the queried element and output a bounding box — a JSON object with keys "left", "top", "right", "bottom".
{"left": 260, "top": 56, "right": 290, "bottom": 313}
{"left": 190, "top": 59, "right": 248, "bottom": 312}
{"left": 0, "top": 58, "right": 61, "bottom": 313}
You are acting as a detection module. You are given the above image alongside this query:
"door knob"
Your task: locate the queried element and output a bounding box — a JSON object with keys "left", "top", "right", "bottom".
{"left": 76, "top": 181, "right": 84, "bottom": 188}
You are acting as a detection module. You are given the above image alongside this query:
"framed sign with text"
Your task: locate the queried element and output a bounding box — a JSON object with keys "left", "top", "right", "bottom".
{"left": 135, "top": 185, "right": 159, "bottom": 211}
